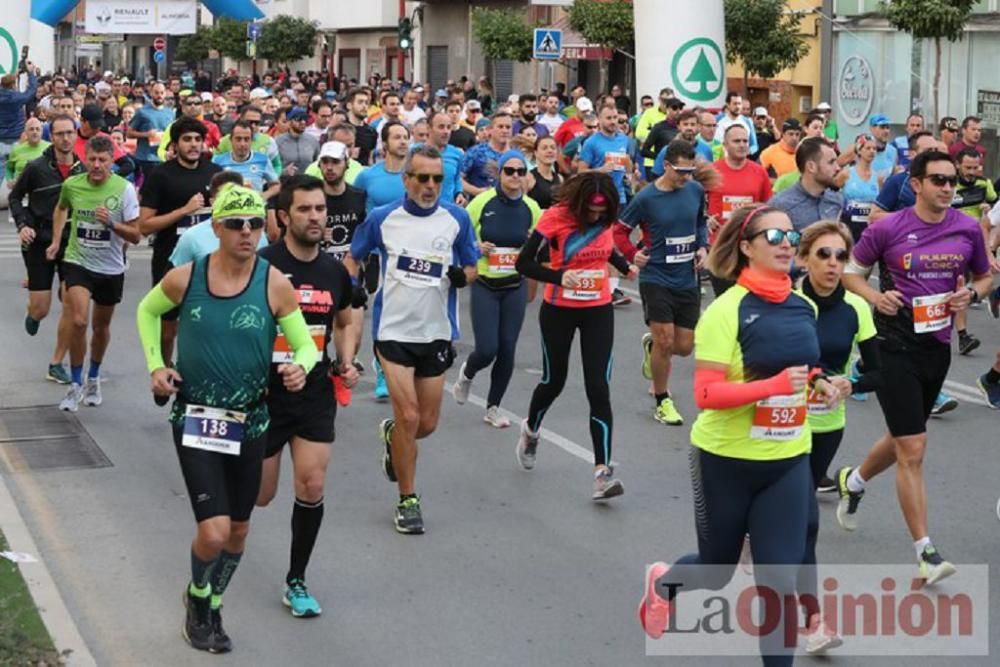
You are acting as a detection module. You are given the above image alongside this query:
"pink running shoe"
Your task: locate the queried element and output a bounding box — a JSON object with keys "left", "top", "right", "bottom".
{"left": 637, "top": 562, "right": 672, "bottom": 639}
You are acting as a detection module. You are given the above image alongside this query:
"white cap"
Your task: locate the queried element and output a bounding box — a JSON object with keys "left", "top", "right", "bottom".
{"left": 507, "top": 93, "right": 520, "bottom": 104}
{"left": 95, "top": 81, "right": 112, "bottom": 95}
{"left": 753, "top": 106, "right": 768, "bottom": 117}
{"left": 816, "top": 101, "right": 832, "bottom": 111}
{"left": 575, "top": 96, "right": 594, "bottom": 113}
{"left": 103, "top": 70, "right": 113, "bottom": 78}
{"left": 249, "top": 87, "right": 270, "bottom": 100}
{"left": 201, "top": 91, "right": 214, "bottom": 103}
{"left": 319, "top": 141, "right": 349, "bottom": 161}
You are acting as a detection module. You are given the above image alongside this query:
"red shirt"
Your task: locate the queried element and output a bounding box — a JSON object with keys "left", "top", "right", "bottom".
{"left": 949, "top": 140, "right": 986, "bottom": 163}
{"left": 73, "top": 131, "right": 127, "bottom": 163}
{"left": 706, "top": 158, "right": 773, "bottom": 242}
{"left": 554, "top": 116, "right": 585, "bottom": 148}
{"left": 535, "top": 205, "right": 616, "bottom": 308}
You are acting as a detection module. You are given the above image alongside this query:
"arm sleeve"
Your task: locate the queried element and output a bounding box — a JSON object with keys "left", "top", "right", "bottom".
{"left": 693, "top": 366, "right": 796, "bottom": 410}
{"left": 851, "top": 337, "right": 883, "bottom": 395}
{"left": 516, "top": 230, "right": 563, "bottom": 285}
{"left": 136, "top": 283, "right": 179, "bottom": 373}
{"left": 277, "top": 309, "right": 318, "bottom": 373}
{"left": 613, "top": 222, "right": 639, "bottom": 262}
{"left": 608, "top": 249, "right": 631, "bottom": 275}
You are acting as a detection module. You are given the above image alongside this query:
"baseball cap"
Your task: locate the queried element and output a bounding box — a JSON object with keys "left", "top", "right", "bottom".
{"left": 782, "top": 118, "right": 802, "bottom": 132}
{"left": 287, "top": 107, "right": 309, "bottom": 121}
{"left": 816, "top": 101, "right": 832, "bottom": 111}
{"left": 753, "top": 106, "right": 768, "bottom": 117}
{"left": 575, "top": 96, "right": 594, "bottom": 113}
{"left": 319, "top": 141, "right": 348, "bottom": 161}
{"left": 869, "top": 113, "right": 890, "bottom": 127}
{"left": 466, "top": 100, "right": 482, "bottom": 111}
{"left": 939, "top": 116, "right": 959, "bottom": 132}
{"left": 475, "top": 118, "right": 491, "bottom": 130}
{"left": 95, "top": 81, "right": 112, "bottom": 96}
{"left": 200, "top": 91, "right": 214, "bottom": 103}
{"left": 120, "top": 78, "right": 130, "bottom": 85}
{"left": 665, "top": 97, "right": 684, "bottom": 110}
{"left": 249, "top": 87, "right": 271, "bottom": 100}
{"left": 212, "top": 184, "right": 266, "bottom": 220}
{"left": 435, "top": 88, "right": 447, "bottom": 98}
{"left": 80, "top": 104, "right": 105, "bottom": 130}
{"left": 103, "top": 70, "right": 113, "bottom": 78}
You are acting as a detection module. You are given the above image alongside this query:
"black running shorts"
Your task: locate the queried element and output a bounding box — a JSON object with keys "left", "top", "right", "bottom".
{"left": 265, "top": 381, "right": 337, "bottom": 458}
{"left": 874, "top": 342, "right": 950, "bottom": 437}
{"left": 22, "top": 241, "right": 62, "bottom": 291}
{"left": 61, "top": 262, "right": 124, "bottom": 306}
{"left": 639, "top": 282, "right": 701, "bottom": 330}
{"left": 375, "top": 339, "right": 455, "bottom": 378}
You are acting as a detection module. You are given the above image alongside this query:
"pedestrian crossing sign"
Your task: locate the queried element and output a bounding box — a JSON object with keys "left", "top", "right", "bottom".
{"left": 533, "top": 28, "right": 562, "bottom": 61}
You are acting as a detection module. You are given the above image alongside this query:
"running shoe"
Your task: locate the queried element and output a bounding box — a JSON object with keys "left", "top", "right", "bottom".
{"left": 738, "top": 534, "right": 753, "bottom": 575}
{"left": 612, "top": 288, "right": 631, "bottom": 306}
{"left": 958, "top": 331, "right": 981, "bottom": 356}
{"left": 46, "top": 364, "right": 70, "bottom": 384}
{"left": 82, "top": 377, "right": 102, "bottom": 407}
{"left": 990, "top": 287, "right": 1000, "bottom": 319}
{"left": 484, "top": 405, "right": 511, "bottom": 428}
{"left": 849, "top": 359, "right": 867, "bottom": 402}
{"left": 641, "top": 332, "right": 653, "bottom": 381}
{"left": 394, "top": 495, "right": 424, "bottom": 534}
{"left": 373, "top": 359, "right": 389, "bottom": 401}
{"left": 918, "top": 545, "right": 957, "bottom": 585}
{"left": 24, "top": 313, "right": 39, "bottom": 336}
{"left": 653, "top": 397, "right": 683, "bottom": 425}
{"left": 930, "top": 391, "right": 958, "bottom": 417}
{"left": 210, "top": 607, "right": 232, "bottom": 653}
{"left": 515, "top": 419, "right": 539, "bottom": 471}
{"left": 283, "top": 578, "right": 322, "bottom": 617}
{"left": 592, "top": 467, "right": 624, "bottom": 501}
{"left": 637, "top": 562, "right": 672, "bottom": 639}
{"left": 976, "top": 373, "right": 1000, "bottom": 409}
{"left": 452, "top": 361, "right": 472, "bottom": 405}
{"left": 816, "top": 475, "right": 837, "bottom": 493}
{"left": 379, "top": 418, "right": 397, "bottom": 482}
{"left": 804, "top": 614, "right": 843, "bottom": 654}
{"left": 835, "top": 466, "right": 864, "bottom": 531}
{"left": 154, "top": 393, "right": 171, "bottom": 407}
{"left": 59, "top": 383, "right": 82, "bottom": 412}
{"left": 182, "top": 588, "right": 214, "bottom": 652}
{"left": 353, "top": 359, "right": 365, "bottom": 374}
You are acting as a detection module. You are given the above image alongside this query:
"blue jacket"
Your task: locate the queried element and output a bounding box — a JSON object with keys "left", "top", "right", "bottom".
{"left": 0, "top": 73, "right": 38, "bottom": 142}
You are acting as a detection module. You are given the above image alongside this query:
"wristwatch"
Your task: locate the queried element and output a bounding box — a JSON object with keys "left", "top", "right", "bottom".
{"left": 967, "top": 284, "right": 980, "bottom": 304}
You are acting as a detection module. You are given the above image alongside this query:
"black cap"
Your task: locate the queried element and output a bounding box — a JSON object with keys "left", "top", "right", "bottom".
{"left": 782, "top": 118, "right": 802, "bottom": 132}
{"left": 665, "top": 97, "right": 684, "bottom": 110}
{"left": 80, "top": 104, "right": 105, "bottom": 130}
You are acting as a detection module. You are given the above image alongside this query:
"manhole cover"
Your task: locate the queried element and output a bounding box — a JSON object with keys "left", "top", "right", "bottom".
{"left": 0, "top": 406, "right": 112, "bottom": 473}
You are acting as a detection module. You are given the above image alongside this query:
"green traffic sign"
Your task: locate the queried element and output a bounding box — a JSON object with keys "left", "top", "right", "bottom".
{"left": 0, "top": 27, "right": 17, "bottom": 76}
{"left": 670, "top": 37, "right": 724, "bottom": 102}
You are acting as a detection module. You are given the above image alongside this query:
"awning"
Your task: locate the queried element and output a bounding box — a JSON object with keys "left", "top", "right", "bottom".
{"left": 31, "top": 0, "right": 264, "bottom": 28}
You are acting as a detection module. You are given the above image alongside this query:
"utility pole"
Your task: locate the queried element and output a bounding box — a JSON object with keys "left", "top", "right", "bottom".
{"left": 398, "top": 0, "right": 406, "bottom": 81}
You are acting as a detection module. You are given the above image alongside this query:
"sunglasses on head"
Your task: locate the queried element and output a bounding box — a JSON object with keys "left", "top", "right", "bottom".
{"left": 815, "top": 246, "right": 849, "bottom": 262}
{"left": 502, "top": 166, "right": 527, "bottom": 176}
{"left": 925, "top": 173, "right": 957, "bottom": 187}
{"left": 220, "top": 216, "right": 265, "bottom": 231}
{"left": 408, "top": 172, "right": 445, "bottom": 183}
{"left": 748, "top": 228, "right": 801, "bottom": 247}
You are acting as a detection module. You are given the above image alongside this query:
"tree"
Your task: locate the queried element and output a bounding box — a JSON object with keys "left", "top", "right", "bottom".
{"left": 567, "top": 0, "right": 634, "bottom": 93}
{"left": 210, "top": 18, "right": 250, "bottom": 62}
{"left": 471, "top": 8, "right": 534, "bottom": 64}
{"left": 881, "top": 0, "right": 975, "bottom": 123}
{"left": 723, "top": 0, "right": 811, "bottom": 97}
{"left": 175, "top": 27, "right": 213, "bottom": 67}
{"left": 257, "top": 16, "right": 319, "bottom": 66}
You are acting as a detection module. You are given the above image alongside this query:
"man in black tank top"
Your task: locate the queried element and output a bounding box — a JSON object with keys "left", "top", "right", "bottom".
{"left": 256, "top": 175, "right": 358, "bottom": 618}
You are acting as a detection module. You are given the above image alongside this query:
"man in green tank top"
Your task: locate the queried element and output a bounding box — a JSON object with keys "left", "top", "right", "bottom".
{"left": 136, "top": 184, "right": 317, "bottom": 654}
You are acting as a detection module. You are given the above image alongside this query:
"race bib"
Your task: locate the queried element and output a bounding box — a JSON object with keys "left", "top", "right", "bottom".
{"left": 846, "top": 200, "right": 871, "bottom": 224}
{"left": 77, "top": 221, "right": 111, "bottom": 249}
{"left": 663, "top": 235, "right": 696, "bottom": 264}
{"left": 149, "top": 129, "right": 162, "bottom": 147}
{"left": 487, "top": 247, "right": 519, "bottom": 274}
{"left": 394, "top": 250, "right": 445, "bottom": 288}
{"left": 325, "top": 243, "right": 351, "bottom": 261}
{"left": 563, "top": 269, "right": 606, "bottom": 301}
{"left": 807, "top": 388, "right": 833, "bottom": 416}
{"left": 605, "top": 152, "right": 629, "bottom": 171}
{"left": 181, "top": 405, "right": 245, "bottom": 455}
{"left": 912, "top": 292, "right": 952, "bottom": 333}
{"left": 722, "top": 195, "right": 754, "bottom": 221}
{"left": 273, "top": 324, "right": 326, "bottom": 363}
{"left": 179, "top": 207, "right": 212, "bottom": 235}
{"left": 751, "top": 394, "right": 806, "bottom": 441}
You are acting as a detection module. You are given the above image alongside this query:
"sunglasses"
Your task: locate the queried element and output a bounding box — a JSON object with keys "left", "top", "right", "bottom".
{"left": 815, "top": 246, "right": 849, "bottom": 262}
{"left": 220, "top": 216, "right": 265, "bottom": 231}
{"left": 585, "top": 124, "right": 598, "bottom": 130}
{"left": 408, "top": 172, "right": 445, "bottom": 183}
{"left": 924, "top": 174, "right": 958, "bottom": 187}
{"left": 642, "top": 101, "right": 654, "bottom": 108}
{"left": 502, "top": 166, "right": 527, "bottom": 176}
{"left": 748, "top": 228, "right": 802, "bottom": 247}
{"left": 669, "top": 164, "right": 696, "bottom": 176}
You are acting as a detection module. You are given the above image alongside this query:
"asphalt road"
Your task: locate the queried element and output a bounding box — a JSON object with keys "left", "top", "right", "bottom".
{"left": 0, "top": 213, "right": 998, "bottom": 666}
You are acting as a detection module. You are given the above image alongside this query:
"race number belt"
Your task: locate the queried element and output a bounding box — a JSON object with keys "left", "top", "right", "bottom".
{"left": 751, "top": 394, "right": 806, "bottom": 441}
{"left": 273, "top": 323, "right": 326, "bottom": 363}
{"left": 179, "top": 207, "right": 212, "bottom": 235}
{"left": 912, "top": 292, "right": 951, "bottom": 333}
{"left": 846, "top": 200, "right": 871, "bottom": 224}
{"left": 487, "top": 247, "right": 519, "bottom": 274}
{"left": 77, "top": 221, "right": 111, "bottom": 249}
{"left": 721, "top": 195, "right": 753, "bottom": 221}
{"left": 394, "top": 250, "right": 445, "bottom": 288}
{"left": 563, "top": 269, "right": 606, "bottom": 301}
{"left": 663, "top": 235, "right": 696, "bottom": 264}
{"left": 181, "top": 405, "right": 246, "bottom": 455}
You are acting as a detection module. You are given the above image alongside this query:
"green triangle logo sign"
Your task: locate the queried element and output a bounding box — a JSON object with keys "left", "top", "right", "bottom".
{"left": 671, "top": 37, "right": 724, "bottom": 103}
{"left": 0, "top": 28, "right": 17, "bottom": 76}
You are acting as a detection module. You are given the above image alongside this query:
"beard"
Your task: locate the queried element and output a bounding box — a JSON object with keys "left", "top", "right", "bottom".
{"left": 521, "top": 111, "right": 536, "bottom": 123}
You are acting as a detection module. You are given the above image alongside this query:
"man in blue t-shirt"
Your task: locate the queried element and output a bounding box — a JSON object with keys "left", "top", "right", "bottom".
{"left": 354, "top": 121, "right": 410, "bottom": 213}
{"left": 575, "top": 104, "right": 632, "bottom": 204}
{"left": 869, "top": 113, "right": 899, "bottom": 176}
{"left": 212, "top": 121, "right": 279, "bottom": 194}
{"left": 127, "top": 82, "right": 174, "bottom": 179}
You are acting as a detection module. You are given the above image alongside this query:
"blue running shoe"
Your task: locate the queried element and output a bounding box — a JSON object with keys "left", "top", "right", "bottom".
{"left": 374, "top": 357, "right": 389, "bottom": 401}
{"left": 283, "top": 579, "right": 322, "bottom": 618}
{"left": 849, "top": 359, "right": 868, "bottom": 402}
{"left": 930, "top": 391, "right": 958, "bottom": 417}
{"left": 977, "top": 373, "right": 1000, "bottom": 409}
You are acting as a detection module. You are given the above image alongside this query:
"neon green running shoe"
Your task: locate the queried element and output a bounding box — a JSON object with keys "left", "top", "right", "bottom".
{"left": 654, "top": 397, "right": 683, "bottom": 425}
{"left": 641, "top": 333, "right": 653, "bottom": 381}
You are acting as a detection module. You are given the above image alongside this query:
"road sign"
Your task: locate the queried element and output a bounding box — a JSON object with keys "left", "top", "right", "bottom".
{"left": 153, "top": 36, "right": 166, "bottom": 51}
{"left": 247, "top": 22, "right": 262, "bottom": 41}
{"left": 533, "top": 28, "right": 561, "bottom": 61}
{"left": 153, "top": 49, "right": 166, "bottom": 64}
{"left": 246, "top": 41, "right": 257, "bottom": 59}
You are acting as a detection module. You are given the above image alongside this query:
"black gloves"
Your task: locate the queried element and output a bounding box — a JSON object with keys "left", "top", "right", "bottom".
{"left": 351, "top": 282, "right": 368, "bottom": 309}
{"left": 447, "top": 265, "right": 469, "bottom": 288}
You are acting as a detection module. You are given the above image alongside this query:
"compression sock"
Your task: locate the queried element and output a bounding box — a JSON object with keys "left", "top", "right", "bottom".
{"left": 914, "top": 536, "right": 932, "bottom": 559}
{"left": 210, "top": 550, "right": 243, "bottom": 610}
{"left": 71, "top": 365, "right": 83, "bottom": 385}
{"left": 88, "top": 360, "right": 101, "bottom": 380}
{"left": 654, "top": 392, "right": 670, "bottom": 406}
{"left": 847, "top": 468, "right": 866, "bottom": 493}
{"left": 288, "top": 497, "right": 325, "bottom": 584}
{"left": 986, "top": 368, "right": 1000, "bottom": 384}
{"left": 189, "top": 549, "right": 216, "bottom": 596}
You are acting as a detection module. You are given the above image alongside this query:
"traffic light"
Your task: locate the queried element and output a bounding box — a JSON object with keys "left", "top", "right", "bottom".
{"left": 398, "top": 17, "right": 413, "bottom": 51}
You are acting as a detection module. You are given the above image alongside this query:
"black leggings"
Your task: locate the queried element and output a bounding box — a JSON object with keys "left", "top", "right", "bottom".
{"left": 527, "top": 301, "right": 614, "bottom": 466}
{"left": 657, "top": 448, "right": 811, "bottom": 666}
{"left": 798, "top": 428, "right": 843, "bottom": 620}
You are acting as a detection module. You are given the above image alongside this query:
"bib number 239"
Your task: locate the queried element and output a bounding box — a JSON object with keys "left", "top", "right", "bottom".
{"left": 396, "top": 252, "right": 444, "bottom": 287}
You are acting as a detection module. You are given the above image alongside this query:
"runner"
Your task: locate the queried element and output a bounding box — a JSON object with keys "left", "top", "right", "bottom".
{"left": 212, "top": 120, "right": 280, "bottom": 195}
{"left": 838, "top": 150, "right": 991, "bottom": 584}
{"left": 256, "top": 175, "right": 358, "bottom": 618}
{"left": 452, "top": 150, "right": 540, "bottom": 426}
{"left": 615, "top": 140, "right": 707, "bottom": 426}
{"left": 526, "top": 135, "right": 563, "bottom": 210}
{"left": 461, "top": 111, "right": 512, "bottom": 197}
{"left": 127, "top": 81, "right": 174, "bottom": 180}
{"left": 767, "top": 137, "right": 843, "bottom": 231}
{"left": 9, "top": 114, "right": 81, "bottom": 384}
{"left": 136, "top": 183, "right": 317, "bottom": 652}
{"left": 426, "top": 110, "right": 465, "bottom": 205}
{"left": 4, "top": 117, "right": 48, "bottom": 187}
{"left": 840, "top": 133, "right": 884, "bottom": 243}
{"left": 346, "top": 144, "right": 479, "bottom": 534}
{"left": 514, "top": 172, "right": 637, "bottom": 499}
{"left": 45, "top": 135, "right": 141, "bottom": 411}
{"left": 637, "top": 205, "right": 840, "bottom": 666}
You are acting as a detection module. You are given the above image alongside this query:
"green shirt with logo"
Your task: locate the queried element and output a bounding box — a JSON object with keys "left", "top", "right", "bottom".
{"left": 59, "top": 173, "right": 139, "bottom": 275}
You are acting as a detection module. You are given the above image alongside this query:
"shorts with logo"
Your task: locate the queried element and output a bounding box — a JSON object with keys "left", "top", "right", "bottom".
{"left": 265, "top": 371, "right": 337, "bottom": 457}
{"left": 61, "top": 262, "right": 124, "bottom": 306}
{"left": 171, "top": 422, "right": 267, "bottom": 523}
{"left": 375, "top": 339, "right": 455, "bottom": 378}
{"left": 640, "top": 282, "right": 701, "bottom": 329}
{"left": 22, "top": 241, "right": 64, "bottom": 291}
{"left": 874, "top": 341, "right": 950, "bottom": 437}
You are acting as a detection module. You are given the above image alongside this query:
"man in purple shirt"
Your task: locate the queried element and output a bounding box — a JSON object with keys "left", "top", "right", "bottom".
{"left": 837, "top": 149, "right": 991, "bottom": 585}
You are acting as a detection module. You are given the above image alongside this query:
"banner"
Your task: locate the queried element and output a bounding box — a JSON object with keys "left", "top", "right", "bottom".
{"left": 0, "top": 0, "right": 29, "bottom": 78}
{"left": 633, "top": 0, "right": 726, "bottom": 108}
{"left": 85, "top": 0, "right": 197, "bottom": 35}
